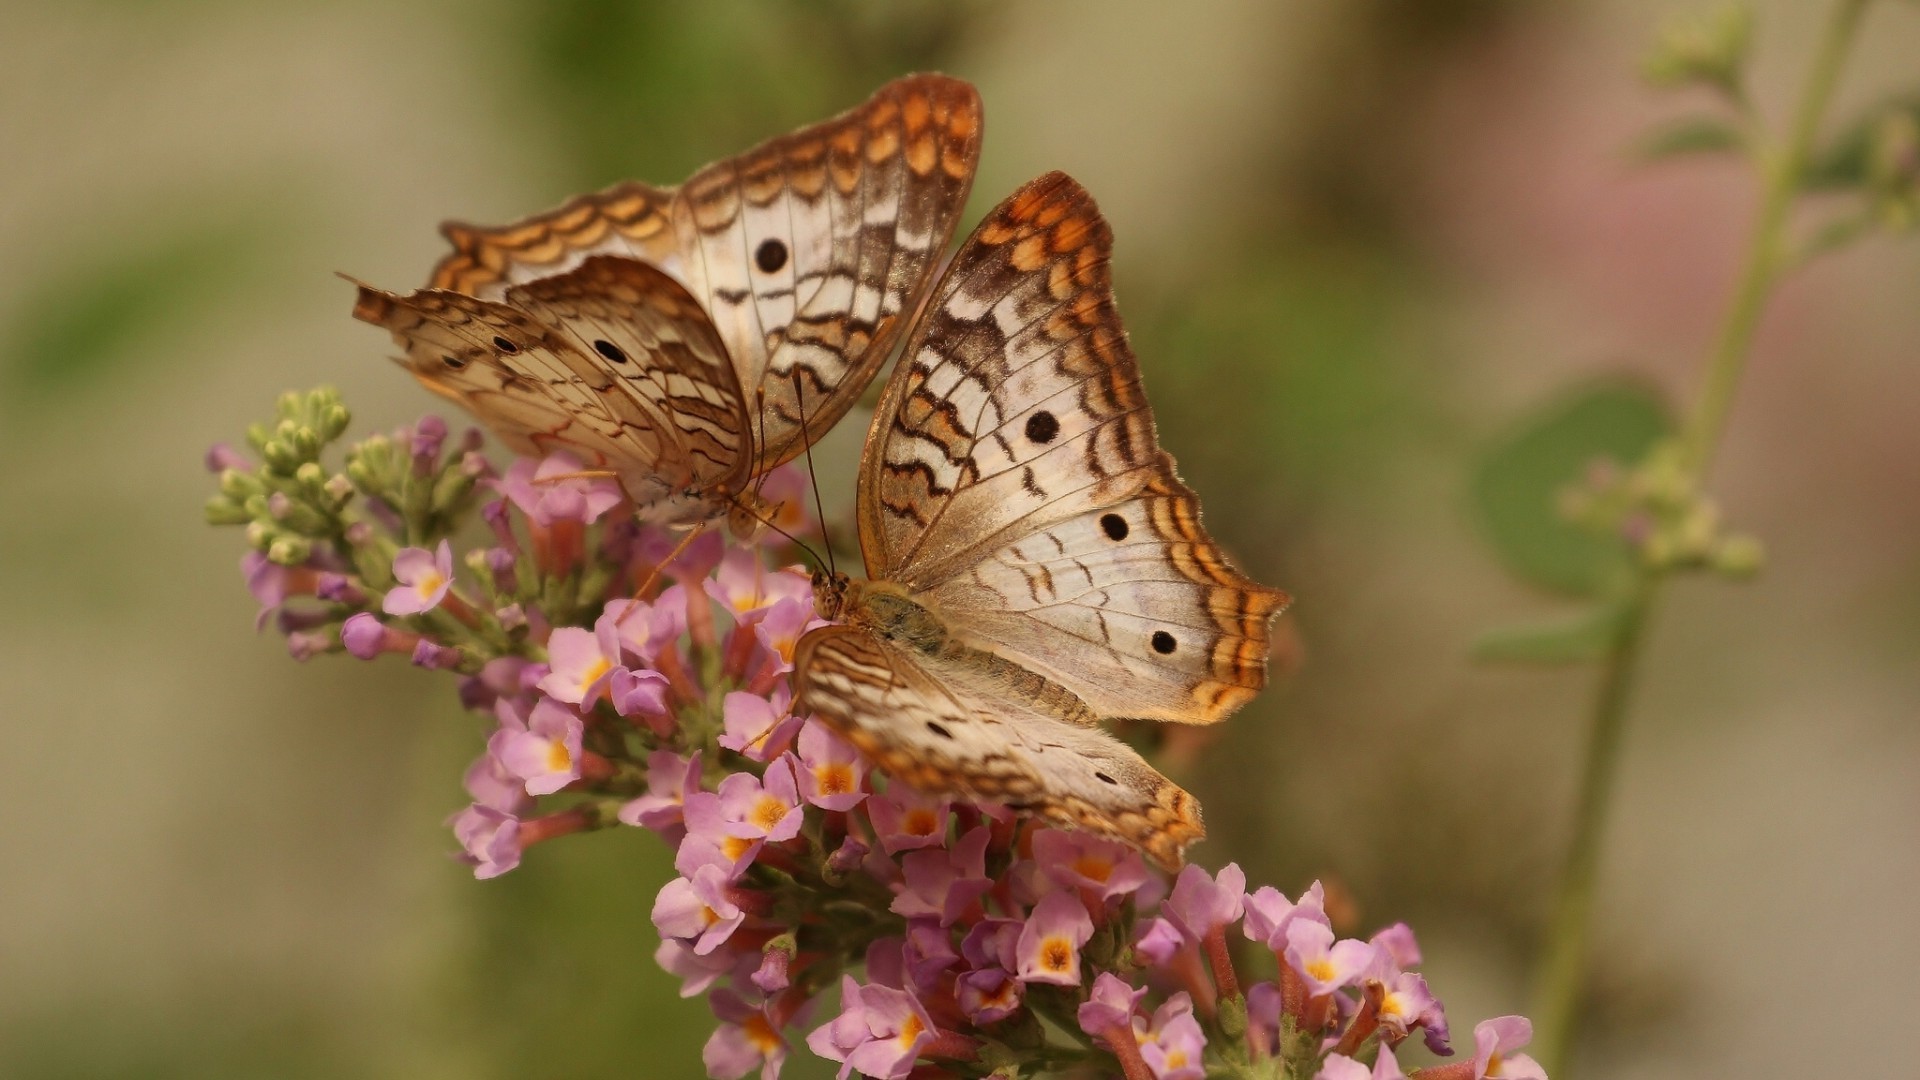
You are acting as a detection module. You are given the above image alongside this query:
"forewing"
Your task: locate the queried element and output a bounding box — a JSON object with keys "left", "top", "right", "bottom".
{"left": 793, "top": 624, "right": 1204, "bottom": 870}
{"left": 349, "top": 258, "right": 748, "bottom": 510}
{"left": 857, "top": 172, "right": 1288, "bottom": 723}
{"left": 424, "top": 75, "right": 982, "bottom": 476}
{"left": 503, "top": 255, "right": 751, "bottom": 500}
{"left": 672, "top": 74, "right": 982, "bottom": 473}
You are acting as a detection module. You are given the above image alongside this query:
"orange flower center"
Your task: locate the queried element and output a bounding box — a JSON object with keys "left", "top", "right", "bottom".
{"left": 815, "top": 763, "right": 854, "bottom": 796}
{"left": 903, "top": 809, "right": 938, "bottom": 837}
{"left": 751, "top": 795, "right": 789, "bottom": 832}
{"left": 1041, "top": 937, "right": 1074, "bottom": 973}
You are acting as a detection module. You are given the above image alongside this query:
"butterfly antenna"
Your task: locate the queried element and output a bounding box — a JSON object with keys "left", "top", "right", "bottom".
{"left": 791, "top": 370, "right": 835, "bottom": 578}
{"left": 723, "top": 489, "right": 828, "bottom": 573}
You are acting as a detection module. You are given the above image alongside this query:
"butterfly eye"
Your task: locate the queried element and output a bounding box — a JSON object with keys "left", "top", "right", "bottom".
{"left": 440, "top": 354, "right": 467, "bottom": 370}
{"left": 755, "top": 238, "right": 788, "bottom": 273}
{"left": 492, "top": 336, "right": 520, "bottom": 354}
{"left": 593, "top": 339, "right": 629, "bottom": 364}
{"left": 1151, "top": 631, "right": 1177, "bottom": 655}
{"left": 1099, "top": 513, "right": 1129, "bottom": 541}
{"left": 1024, "top": 411, "right": 1059, "bottom": 444}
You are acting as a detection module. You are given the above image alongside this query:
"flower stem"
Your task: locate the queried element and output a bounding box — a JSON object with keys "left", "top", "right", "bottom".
{"left": 1530, "top": 2, "right": 1871, "bottom": 1073}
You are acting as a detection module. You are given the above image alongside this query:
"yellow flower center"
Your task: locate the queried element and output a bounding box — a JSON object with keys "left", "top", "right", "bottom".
{"left": 1072, "top": 854, "right": 1115, "bottom": 883}
{"left": 1381, "top": 991, "right": 1408, "bottom": 1020}
{"left": 896, "top": 1013, "right": 925, "bottom": 1049}
{"left": 1040, "top": 936, "right": 1074, "bottom": 973}
{"left": 1166, "top": 1049, "right": 1189, "bottom": 1069}
{"left": 700, "top": 905, "right": 720, "bottom": 928}
{"left": 743, "top": 1015, "right": 781, "bottom": 1055}
{"left": 722, "top": 836, "right": 754, "bottom": 861}
{"left": 545, "top": 739, "right": 573, "bottom": 773}
{"left": 415, "top": 569, "right": 446, "bottom": 600}
{"left": 577, "top": 655, "right": 611, "bottom": 692}
{"left": 903, "top": 809, "right": 938, "bottom": 837}
{"left": 815, "top": 763, "right": 854, "bottom": 796}
{"left": 750, "top": 795, "right": 789, "bottom": 832}
{"left": 1307, "top": 958, "right": 1336, "bottom": 984}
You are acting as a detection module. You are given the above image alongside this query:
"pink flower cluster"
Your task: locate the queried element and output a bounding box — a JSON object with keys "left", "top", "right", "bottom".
{"left": 213, "top": 417, "right": 1546, "bottom": 1080}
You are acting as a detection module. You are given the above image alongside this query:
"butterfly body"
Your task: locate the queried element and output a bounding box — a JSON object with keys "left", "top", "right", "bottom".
{"left": 794, "top": 172, "right": 1290, "bottom": 870}
{"left": 351, "top": 74, "right": 982, "bottom": 532}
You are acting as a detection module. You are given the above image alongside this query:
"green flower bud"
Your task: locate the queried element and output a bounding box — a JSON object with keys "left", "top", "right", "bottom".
{"left": 268, "top": 535, "right": 313, "bottom": 566}
{"left": 323, "top": 473, "right": 355, "bottom": 506}
{"left": 245, "top": 521, "right": 275, "bottom": 551}
{"left": 219, "top": 467, "right": 263, "bottom": 501}
{"left": 204, "top": 496, "right": 251, "bottom": 526}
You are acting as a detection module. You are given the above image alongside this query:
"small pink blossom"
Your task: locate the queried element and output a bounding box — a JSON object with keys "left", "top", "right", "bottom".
{"left": 1033, "top": 829, "right": 1152, "bottom": 901}
{"left": 704, "top": 989, "right": 788, "bottom": 1080}
{"left": 1165, "top": 861, "right": 1246, "bottom": 940}
{"left": 653, "top": 864, "right": 747, "bottom": 955}
{"left": 1015, "top": 890, "right": 1095, "bottom": 986}
{"left": 956, "top": 967, "right": 1022, "bottom": 1025}
{"left": 1077, "top": 971, "right": 1146, "bottom": 1041}
{"left": 610, "top": 667, "right": 671, "bottom": 718}
{"left": 1135, "top": 993, "right": 1206, "bottom": 1080}
{"left": 620, "top": 750, "right": 702, "bottom": 834}
{"left": 795, "top": 721, "right": 867, "bottom": 811}
{"left": 805, "top": 977, "right": 937, "bottom": 1080}
{"left": 892, "top": 827, "right": 993, "bottom": 926}
{"left": 1317, "top": 1045, "right": 1406, "bottom": 1080}
{"left": 493, "top": 697, "right": 584, "bottom": 796}
{"left": 1285, "top": 919, "right": 1376, "bottom": 997}
{"left": 867, "top": 789, "right": 950, "bottom": 853}
{"left": 1471, "top": 1016, "right": 1546, "bottom": 1080}
{"left": 536, "top": 620, "right": 623, "bottom": 706}
{"left": 496, "top": 452, "right": 623, "bottom": 526}
{"left": 383, "top": 540, "right": 454, "bottom": 616}
{"left": 1244, "top": 880, "right": 1331, "bottom": 949}
{"left": 450, "top": 804, "right": 520, "bottom": 879}
{"left": 706, "top": 548, "right": 812, "bottom": 619}
{"left": 719, "top": 690, "right": 802, "bottom": 762}
{"left": 656, "top": 938, "right": 737, "bottom": 998}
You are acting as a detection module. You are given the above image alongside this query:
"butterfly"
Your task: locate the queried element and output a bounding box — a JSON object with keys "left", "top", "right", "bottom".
{"left": 793, "top": 172, "right": 1290, "bottom": 870}
{"left": 348, "top": 74, "right": 982, "bottom": 532}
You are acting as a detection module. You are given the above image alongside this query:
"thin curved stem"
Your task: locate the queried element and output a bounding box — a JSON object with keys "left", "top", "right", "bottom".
{"left": 1530, "top": 2, "right": 1872, "bottom": 1074}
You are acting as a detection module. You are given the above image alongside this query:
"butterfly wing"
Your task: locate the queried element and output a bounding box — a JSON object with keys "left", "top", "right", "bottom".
{"left": 349, "top": 255, "right": 750, "bottom": 514}
{"left": 793, "top": 624, "right": 1203, "bottom": 870}
{"left": 856, "top": 172, "right": 1289, "bottom": 723}
{"left": 426, "top": 74, "right": 983, "bottom": 476}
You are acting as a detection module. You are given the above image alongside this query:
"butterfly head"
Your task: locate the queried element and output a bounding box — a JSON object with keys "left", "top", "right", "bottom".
{"left": 810, "top": 569, "right": 854, "bottom": 622}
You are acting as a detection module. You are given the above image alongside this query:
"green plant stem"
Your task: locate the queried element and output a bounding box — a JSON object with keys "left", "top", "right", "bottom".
{"left": 1531, "top": 2, "right": 1870, "bottom": 1074}
{"left": 1682, "top": 0, "right": 1870, "bottom": 474}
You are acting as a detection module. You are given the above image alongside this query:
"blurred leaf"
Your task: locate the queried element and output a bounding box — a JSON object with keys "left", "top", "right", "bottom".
{"left": 1804, "top": 93, "right": 1920, "bottom": 190}
{"left": 1633, "top": 116, "right": 1747, "bottom": 162}
{"left": 6, "top": 225, "right": 261, "bottom": 403}
{"left": 1471, "top": 381, "right": 1672, "bottom": 597}
{"left": 1473, "top": 602, "right": 1625, "bottom": 664}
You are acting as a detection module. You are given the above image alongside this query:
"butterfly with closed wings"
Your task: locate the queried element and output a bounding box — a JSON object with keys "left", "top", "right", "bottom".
{"left": 795, "top": 172, "right": 1290, "bottom": 870}
{"left": 348, "top": 73, "right": 981, "bottom": 534}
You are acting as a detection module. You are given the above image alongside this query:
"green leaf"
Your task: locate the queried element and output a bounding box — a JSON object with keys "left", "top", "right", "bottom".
{"left": 1471, "top": 381, "right": 1673, "bottom": 597}
{"left": 1634, "top": 116, "right": 1748, "bottom": 162}
{"left": 1473, "top": 603, "right": 1626, "bottom": 665}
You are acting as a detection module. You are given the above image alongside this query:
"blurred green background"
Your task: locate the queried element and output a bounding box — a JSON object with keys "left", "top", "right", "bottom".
{"left": 4, "top": 1, "right": 1916, "bottom": 1077}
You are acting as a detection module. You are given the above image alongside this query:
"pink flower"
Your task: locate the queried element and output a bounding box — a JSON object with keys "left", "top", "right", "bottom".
{"left": 720, "top": 759, "right": 805, "bottom": 842}
{"left": 1014, "top": 890, "right": 1095, "bottom": 986}
{"left": 705, "top": 548, "right": 811, "bottom": 619}
{"left": 955, "top": 967, "right": 1022, "bottom": 1025}
{"left": 496, "top": 452, "right": 622, "bottom": 526}
{"left": 536, "top": 619, "right": 623, "bottom": 706}
{"left": 867, "top": 789, "right": 951, "bottom": 853}
{"left": 493, "top": 697, "right": 584, "bottom": 796}
{"left": 719, "top": 690, "right": 802, "bottom": 762}
{"left": 1373, "top": 967, "right": 1451, "bottom": 1055}
{"left": 463, "top": 741, "right": 532, "bottom": 815}
{"left": 610, "top": 667, "right": 671, "bottom": 718}
{"left": 655, "top": 939, "right": 737, "bottom": 998}
{"left": 653, "top": 864, "right": 747, "bottom": 955}
{"left": 1317, "top": 1045, "right": 1406, "bottom": 1080}
{"left": 382, "top": 540, "right": 454, "bottom": 615}
{"left": 1471, "top": 1016, "right": 1546, "bottom": 1080}
{"left": 1165, "top": 861, "right": 1246, "bottom": 940}
{"left": 1032, "top": 829, "right": 1152, "bottom": 901}
{"left": 450, "top": 804, "right": 520, "bottom": 879}
{"left": 1077, "top": 971, "right": 1146, "bottom": 1042}
{"left": 1371, "top": 922, "right": 1422, "bottom": 968}
{"left": 604, "top": 597, "right": 682, "bottom": 665}
{"left": 704, "top": 989, "right": 788, "bottom": 1080}
{"left": 620, "top": 750, "right": 702, "bottom": 834}
{"left": 1134, "top": 917, "right": 1186, "bottom": 966}
{"left": 340, "top": 612, "right": 415, "bottom": 659}
{"left": 1135, "top": 993, "right": 1206, "bottom": 1080}
{"left": 892, "top": 828, "right": 993, "bottom": 926}
{"left": 805, "top": 977, "right": 937, "bottom": 1080}
{"left": 795, "top": 721, "right": 867, "bottom": 811}
{"left": 1285, "top": 920, "right": 1376, "bottom": 997}
{"left": 750, "top": 465, "right": 815, "bottom": 543}
{"left": 1244, "top": 881, "right": 1331, "bottom": 949}
{"left": 749, "top": 596, "right": 823, "bottom": 673}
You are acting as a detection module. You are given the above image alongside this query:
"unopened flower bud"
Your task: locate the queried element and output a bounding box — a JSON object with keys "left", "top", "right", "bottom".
{"left": 204, "top": 496, "right": 250, "bottom": 526}
{"left": 268, "top": 535, "right": 313, "bottom": 566}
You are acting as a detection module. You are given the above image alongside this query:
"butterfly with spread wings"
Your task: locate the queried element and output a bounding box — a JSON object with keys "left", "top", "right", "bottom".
{"left": 349, "top": 73, "right": 982, "bottom": 532}
{"left": 794, "top": 172, "right": 1290, "bottom": 870}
